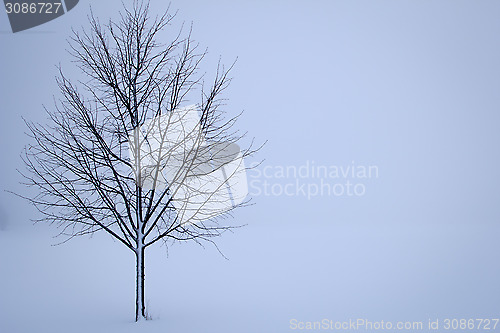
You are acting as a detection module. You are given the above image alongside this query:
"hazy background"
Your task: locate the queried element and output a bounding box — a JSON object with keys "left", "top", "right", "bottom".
{"left": 1, "top": 1, "right": 499, "bottom": 332}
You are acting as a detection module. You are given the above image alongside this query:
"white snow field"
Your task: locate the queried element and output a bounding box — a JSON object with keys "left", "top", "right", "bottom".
{"left": 1, "top": 219, "right": 500, "bottom": 333}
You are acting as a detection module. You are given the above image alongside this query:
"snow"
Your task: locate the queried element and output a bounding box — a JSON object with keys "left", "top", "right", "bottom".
{"left": 1, "top": 220, "right": 500, "bottom": 333}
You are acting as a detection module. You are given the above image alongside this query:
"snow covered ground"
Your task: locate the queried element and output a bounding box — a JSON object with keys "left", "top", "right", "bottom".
{"left": 1, "top": 219, "right": 499, "bottom": 333}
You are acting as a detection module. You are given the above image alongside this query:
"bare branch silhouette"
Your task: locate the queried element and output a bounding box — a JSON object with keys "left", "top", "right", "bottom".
{"left": 19, "top": 0, "right": 261, "bottom": 321}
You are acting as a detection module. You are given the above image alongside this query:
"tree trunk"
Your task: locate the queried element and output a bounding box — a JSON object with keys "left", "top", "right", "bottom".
{"left": 135, "top": 245, "right": 146, "bottom": 321}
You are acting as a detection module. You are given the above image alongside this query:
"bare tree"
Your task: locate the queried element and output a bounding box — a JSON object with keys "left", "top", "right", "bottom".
{"left": 20, "top": 1, "right": 258, "bottom": 321}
